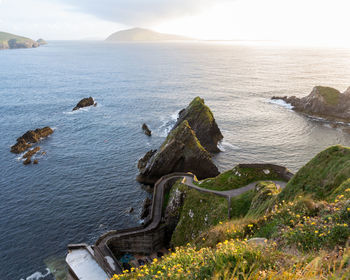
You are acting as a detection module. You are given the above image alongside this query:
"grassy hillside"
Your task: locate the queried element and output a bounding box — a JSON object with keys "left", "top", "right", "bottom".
{"left": 279, "top": 145, "right": 350, "bottom": 201}
{"left": 0, "top": 31, "right": 38, "bottom": 49}
{"left": 0, "top": 31, "right": 31, "bottom": 41}
{"left": 113, "top": 146, "right": 350, "bottom": 279}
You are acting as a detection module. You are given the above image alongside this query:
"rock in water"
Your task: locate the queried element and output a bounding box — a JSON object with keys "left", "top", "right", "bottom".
{"left": 137, "top": 120, "right": 219, "bottom": 184}
{"left": 73, "top": 97, "right": 96, "bottom": 111}
{"left": 272, "top": 86, "right": 350, "bottom": 122}
{"left": 173, "top": 97, "right": 223, "bottom": 153}
{"left": 11, "top": 127, "right": 53, "bottom": 154}
{"left": 142, "top": 123, "right": 152, "bottom": 136}
{"left": 36, "top": 38, "right": 47, "bottom": 45}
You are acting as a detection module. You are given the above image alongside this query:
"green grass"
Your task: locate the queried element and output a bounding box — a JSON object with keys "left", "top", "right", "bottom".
{"left": 279, "top": 145, "right": 350, "bottom": 201}
{"left": 230, "top": 190, "right": 255, "bottom": 218}
{"left": 315, "top": 86, "right": 341, "bottom": 106}
{"left": 246, "top": 181, "right": 280, "bottom": 218}
{"left": 197, "top": 166, "right": 286, "bottom": 191}
{"left": 170, "top": 184, "right": 228, "bottom": 247}
{"left": 0, "top": 31, "right": 30, "bottom": 41}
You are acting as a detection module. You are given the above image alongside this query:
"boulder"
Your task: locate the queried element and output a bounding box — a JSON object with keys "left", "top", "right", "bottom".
{"left": 137, "top": 120, "right": 219, "bottom": 184}
{"left": 73, "top": 97, "right": 96, "bottom": 111}
{"left": 142, "top": 123, "right": 152, "bottom": 136}
{"left": 173, "top": 97, "right": 223, "bottom": 153}
{"left": 11, "top": 127, "right": 53, "bottom": 154}
{"left": 272, "top": 86, "right": 350, "bottom": 122}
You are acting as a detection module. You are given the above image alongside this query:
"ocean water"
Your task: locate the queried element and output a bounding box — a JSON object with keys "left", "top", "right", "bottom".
{"left": 1, "top": 41, "right": 350, "bottom": 279}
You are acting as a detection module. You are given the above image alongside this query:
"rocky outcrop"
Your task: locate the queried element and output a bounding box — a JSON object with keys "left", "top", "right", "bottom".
{"left": 137, "top": 120, "right": 219, "bottom": 184}
{"left": 173, "top": 97, "right": 223, "bottom": 153}
{"left": 73, "top": 97, "right": 96, "bottom": 111}
{"left": 22, "top": 147, "right": 41, "bottom": 165}
{"left": 36, "top": 39, "right": 47, "bottom": 45}
{"left": 142, "top": 123, "right": 152, "bottom": 136}
{"left": 11, "top": 127, "right": 53, "bottom": 154}
{"left": 272, "top": 86, "right": 350, "bottom": 122}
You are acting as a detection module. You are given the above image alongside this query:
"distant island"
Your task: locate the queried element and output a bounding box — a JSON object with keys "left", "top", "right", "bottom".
{"left": 105, "top": 27, "right": 193, "bottom": 42}
{"left": 0, "top": 31, "right": 47, "bottom": 50}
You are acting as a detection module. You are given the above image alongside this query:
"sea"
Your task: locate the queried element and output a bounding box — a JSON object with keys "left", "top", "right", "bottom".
{"left": 1, "top": 41, "right": 350, "bottom": 280}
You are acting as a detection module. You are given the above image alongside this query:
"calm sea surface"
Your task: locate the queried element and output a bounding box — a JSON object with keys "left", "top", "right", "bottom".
{"left": 1, "top": 41, "right": 350, "bottom": 279}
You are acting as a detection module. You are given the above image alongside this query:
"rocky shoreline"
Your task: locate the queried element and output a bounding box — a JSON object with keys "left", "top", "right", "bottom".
{"left": 272, "top": 86, "right": 350, "bottom": 122}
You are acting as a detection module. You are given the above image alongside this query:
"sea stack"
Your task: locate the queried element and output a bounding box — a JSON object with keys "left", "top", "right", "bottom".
{"left": 272, "top": 86, "right": 350, "bottom": 122}
{"left": 73, "top": 97, "right": 96, "bottom": 111}
{"left": 137, "top": 121, "right": 219, "bottom": 184}
{"left": 173, "top": 97, "right": 223, "bottom": 153}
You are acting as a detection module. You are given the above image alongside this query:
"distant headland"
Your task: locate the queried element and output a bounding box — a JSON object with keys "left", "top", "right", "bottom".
{"left": 105, "top": 27, "right": 193, "bottom": 42}
{"left": 0, "top": 31, "right": 47, "bottom": 50}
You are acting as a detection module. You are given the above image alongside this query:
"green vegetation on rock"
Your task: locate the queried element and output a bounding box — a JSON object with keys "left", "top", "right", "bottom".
{"left": 173, "top": 97, "right": 223, "bottom": 153}
{"left": 197, "top": 165, "right": 286, "bottom": 191}
{"left": 170, "top": 182, "right": 228, "bottom": 247}
{"left": 279, "top": 145, "right": 350, "bottom": 201}
{"left": 315, "top": 86, "right": 341, "bottom": 106}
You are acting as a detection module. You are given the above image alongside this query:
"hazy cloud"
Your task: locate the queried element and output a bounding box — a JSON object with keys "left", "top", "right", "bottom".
{"left": 57, "top": 0, "right": 228, "bottom": 25}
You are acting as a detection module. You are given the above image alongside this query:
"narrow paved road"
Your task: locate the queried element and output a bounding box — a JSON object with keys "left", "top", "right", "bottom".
{"left": 94, "top": 172, "right": 289, "bottom": 276}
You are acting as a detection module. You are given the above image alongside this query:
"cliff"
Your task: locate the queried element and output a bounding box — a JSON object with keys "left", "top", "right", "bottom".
{"left": 272, "top": 86, "right": 350, "bottom": 122}
{"left": 116, "top": 145, "right": 350, "bottom": 280}
{"left": 173, "top": 97, "right": 223, "bottom": 153}
{"left": 106, "top": 28, "right": 192, "bottom": 42}
{"left": 0, "top": 32, "right": 40, "bottom": 49}
{"left": 137, "top": 120, "right": 219, "bottom": 184}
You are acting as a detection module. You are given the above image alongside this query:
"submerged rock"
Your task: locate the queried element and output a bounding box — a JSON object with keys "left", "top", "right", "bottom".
{"left": 272, "top": 86, "right": 350, "bottom": 122}
{"left": 73, "top": 97, "right": 96, "bottom": 111}
{"left": 137, "top": 120, "right": 219, "bottom": 184}
{"left": 11, "top": 127, "right": 53, "bottom": 154}
{"left": 173, "top": 97, "right": 223, "bottom": 153}
{"left": 142, "top": 123, "right": 152, "bottom": 136}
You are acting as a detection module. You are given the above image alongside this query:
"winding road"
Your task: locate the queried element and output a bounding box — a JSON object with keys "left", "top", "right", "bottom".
{"left": 91, "top": 172, "right": 289, "bottom": 276}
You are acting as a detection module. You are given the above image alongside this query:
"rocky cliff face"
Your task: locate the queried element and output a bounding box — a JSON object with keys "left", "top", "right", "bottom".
{"left": 137, "top": 121, "right": 219, "bottom": 184}
{"left": 272, "top": 86, "right": 350, "bottom": 121}
{"left": 173, "top": 97, "right": 223, "bottom": 153}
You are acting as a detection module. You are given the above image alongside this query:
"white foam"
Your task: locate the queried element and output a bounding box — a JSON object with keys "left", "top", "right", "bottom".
{"left": 218, "top": 141, "right": 239, "bottom": 152}
{"left": 23, "top": 268, "right": 51, "bottom": 280}
{"left": 63, "top": 106, "right": 91, "bottom": 115}
{"left": 268, "top": 99, "right": 294, "bottom": 110}
{"left": 155, "top": 110, "right": 179, "bottom": 137}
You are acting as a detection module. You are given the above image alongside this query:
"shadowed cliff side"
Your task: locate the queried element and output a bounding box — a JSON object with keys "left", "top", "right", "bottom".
{"left": 137, "top": 120, "right": 219, "bottom": 184}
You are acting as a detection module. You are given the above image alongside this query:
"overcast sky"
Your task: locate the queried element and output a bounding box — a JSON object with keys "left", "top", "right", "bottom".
{"left": 1, "top": 0, "right": 350, "bottom": 46}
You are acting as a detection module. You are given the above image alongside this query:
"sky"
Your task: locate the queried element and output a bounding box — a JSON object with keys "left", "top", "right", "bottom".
{"left": 1, "top": 0, "right": 350, "bottom": 46}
